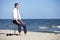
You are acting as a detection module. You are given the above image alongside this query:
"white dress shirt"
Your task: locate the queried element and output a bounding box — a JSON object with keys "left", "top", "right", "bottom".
{"left": 13, "top": 8, "right": 21, "bottom": 20}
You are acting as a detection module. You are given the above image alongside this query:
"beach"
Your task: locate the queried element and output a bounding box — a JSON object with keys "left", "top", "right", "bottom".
{"left": 0, "top": 29, "right": 60, "bottom": 40}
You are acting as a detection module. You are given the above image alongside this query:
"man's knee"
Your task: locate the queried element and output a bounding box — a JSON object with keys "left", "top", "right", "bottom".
{"left": 23, "top": 23, "right": 26, "bottom": 27}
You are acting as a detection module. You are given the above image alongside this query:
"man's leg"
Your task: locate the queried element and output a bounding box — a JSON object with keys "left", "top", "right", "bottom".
{"left": 18, "top": 24, "right": 21, "bottom": 35}
{"left": 18, "top": 20, "right": 27, "bottom": 34}
{"left": 18, "top": 24, "right": 27, "bottom": 35}
{"left": 22, "top": 24, "right": 27, "bottom": 34}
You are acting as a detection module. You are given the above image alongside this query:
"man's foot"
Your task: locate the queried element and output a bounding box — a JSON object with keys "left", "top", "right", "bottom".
{"left": 24, "top": 33, "right": 27, "bottom": 35}
{"left": 18, "top": 33, "right": 21, "bottom": 36}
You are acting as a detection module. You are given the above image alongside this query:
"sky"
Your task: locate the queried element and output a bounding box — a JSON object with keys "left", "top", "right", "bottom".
{"left": 0, "top": 0, "right": 60, "bottom": 19}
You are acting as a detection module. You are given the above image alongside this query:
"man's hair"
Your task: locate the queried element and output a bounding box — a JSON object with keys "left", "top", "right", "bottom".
{"left": 15, "top": 3, "right": 18, "bottom": 8}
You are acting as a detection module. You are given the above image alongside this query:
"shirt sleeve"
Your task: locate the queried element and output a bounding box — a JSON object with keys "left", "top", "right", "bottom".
{"left": 18, "top": 10, "right": 21, "bottom": 19}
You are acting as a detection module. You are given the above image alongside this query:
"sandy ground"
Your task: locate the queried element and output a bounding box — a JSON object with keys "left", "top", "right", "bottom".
{"left": 0, "top": 29, "right": 60, "bottom": 40}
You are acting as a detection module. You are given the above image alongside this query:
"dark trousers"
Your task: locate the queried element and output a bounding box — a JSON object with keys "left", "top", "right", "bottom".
{"left": 13, "top": 20, "right": 27, "bottom": 33}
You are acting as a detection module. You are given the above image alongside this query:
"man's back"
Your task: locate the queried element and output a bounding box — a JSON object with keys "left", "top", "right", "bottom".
{"left": 13, "top": 8, "right": 21, "bottom": 20}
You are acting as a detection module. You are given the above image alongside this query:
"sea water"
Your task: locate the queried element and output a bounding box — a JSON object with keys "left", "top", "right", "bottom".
{"left": 0, "top": 19, "right": 60, "bottom": 32}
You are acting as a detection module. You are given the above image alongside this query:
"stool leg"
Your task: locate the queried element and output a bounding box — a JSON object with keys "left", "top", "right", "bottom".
{"left": 14, "top": 25, "right": 16, "bottom": 34}
{"left": 14, "top": 29, "right": 16, "bottom": 34}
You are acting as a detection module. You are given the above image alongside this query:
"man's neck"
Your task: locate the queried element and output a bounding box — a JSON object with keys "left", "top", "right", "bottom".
{"left": 15, "top": 8, "right": 18, "bottom": 9}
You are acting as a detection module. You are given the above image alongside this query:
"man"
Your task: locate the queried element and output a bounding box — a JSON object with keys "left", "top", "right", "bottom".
{"left": 13, "top": 3, "right": 27, "bottom": 35}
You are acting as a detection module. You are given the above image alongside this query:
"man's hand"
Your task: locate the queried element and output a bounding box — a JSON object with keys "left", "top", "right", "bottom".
{"left": 16, "top": 19, "right": 21, "bottom": 24}
{"left": 17, "top": 21, "right": 20, "bottom": 24}
{"left": 19, "top": 19, "right": 24, "bottom": 24}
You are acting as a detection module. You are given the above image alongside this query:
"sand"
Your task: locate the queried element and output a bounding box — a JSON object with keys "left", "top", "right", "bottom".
{"left": 0, "top": 29, "right": 60, "bottom": 40}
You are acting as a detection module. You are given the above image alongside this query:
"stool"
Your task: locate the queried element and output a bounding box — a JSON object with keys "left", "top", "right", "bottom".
{"left": 6, "top": 23, "right": 18, "bottom": 36}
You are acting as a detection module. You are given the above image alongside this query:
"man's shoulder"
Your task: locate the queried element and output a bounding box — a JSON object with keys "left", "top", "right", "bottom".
{"left": 13, "top": 8, "right": 16, "bottom": 11}
{"left": 13, "top": 8, "right": 16, "bottom": 10}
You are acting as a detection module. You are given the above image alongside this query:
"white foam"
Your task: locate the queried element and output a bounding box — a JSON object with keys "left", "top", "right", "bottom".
{"left": 57, "top": 26, "right": 60, "bottom": 28}
{"left": 54, "top": 31, "right": 60, "bottom": 32}
{"left": 52, "top": 25, "right": 60, "bottom": 28}
{"left": 38, "top": 27, "right": 47, "bottom": 29}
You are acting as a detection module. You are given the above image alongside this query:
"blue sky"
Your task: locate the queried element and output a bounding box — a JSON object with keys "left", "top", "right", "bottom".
{"left": 0, "top": 0, "right": 60, "bottom": 19}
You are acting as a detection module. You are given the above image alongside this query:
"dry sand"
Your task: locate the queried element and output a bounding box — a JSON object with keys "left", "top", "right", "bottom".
{"left": 0, "top": 29, "right": 60, "bottom": 40}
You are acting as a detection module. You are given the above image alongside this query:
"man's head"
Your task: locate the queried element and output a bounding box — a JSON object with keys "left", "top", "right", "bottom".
{"left": 15, "top": 3, "right": 19, "bottom": 8}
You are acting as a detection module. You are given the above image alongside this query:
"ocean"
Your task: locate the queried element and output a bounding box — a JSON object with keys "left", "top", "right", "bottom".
{"left": 0, "top": 19, "right": 60, "bottom": 33}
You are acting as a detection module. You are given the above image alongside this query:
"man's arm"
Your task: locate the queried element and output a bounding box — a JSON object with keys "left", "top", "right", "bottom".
{"left": 16, "top": 19, "right": 21, "bottom": 24}
{"left": 18, "top": 10, "right": 24, "bottom": 24}
{"left": 19, "top": 19, "right": 23, "bottom": 23}
{"left": 16, "top": 19, "right": 24, "bottom": 24}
